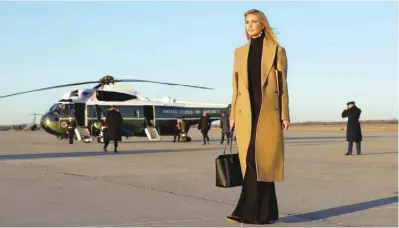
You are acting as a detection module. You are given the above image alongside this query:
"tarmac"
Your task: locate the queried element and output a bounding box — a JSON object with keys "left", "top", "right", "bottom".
{"left": 0, "top": 128, "right": 397, "bottom": 227}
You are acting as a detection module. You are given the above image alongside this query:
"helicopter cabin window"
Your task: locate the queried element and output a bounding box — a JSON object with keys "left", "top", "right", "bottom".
{"left": 87, "top": 105, "right": 96, "bottom": 118}
{"left": 89, "top": 105, "right": 140, "bottom": 119}
{"left": 95, "top": 105, "right": 109, "bottom": 119}
{"left": 114, "top": 106, "right": 133, "bottom": 118}
{"left": 96, "top": 91, "right": 137, "bottom": 102}
{"left": 86, "top": 105, "right": 108, "bottom": 120}
{"left": 133, "top": 109, "right": 140, "bottom": 117}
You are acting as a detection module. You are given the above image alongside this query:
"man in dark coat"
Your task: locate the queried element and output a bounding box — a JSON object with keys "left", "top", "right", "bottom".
{"left": 220, "top": 112, "right": 231, "bottom": 144}
{"left": 198, "top": 111, "right": 211, "bottom": 145}
{"left": 66, "top": 117, "right": 76, "bottom": 144}
{"left": 103, "top": 105, "right": 123, "bottom": 153}
{"left": 341, "top": 101, "right": 363, "bottom": 155}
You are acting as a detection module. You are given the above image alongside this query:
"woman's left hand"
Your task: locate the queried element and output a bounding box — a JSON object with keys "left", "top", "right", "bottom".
{"left": 282, "top": 120, "right": 290, "bottom": 130}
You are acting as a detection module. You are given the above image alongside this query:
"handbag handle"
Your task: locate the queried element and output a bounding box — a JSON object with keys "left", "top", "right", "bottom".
{"left": 222, "top": 129, "right": 234, "bottom": 155}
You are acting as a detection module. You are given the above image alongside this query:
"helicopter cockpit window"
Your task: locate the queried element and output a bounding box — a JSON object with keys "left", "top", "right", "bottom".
{"left": 60, "top": 104, "right": 74, "bottom": 116}
{"left": 49, "top": 104, "right": 62, "bottom": 115}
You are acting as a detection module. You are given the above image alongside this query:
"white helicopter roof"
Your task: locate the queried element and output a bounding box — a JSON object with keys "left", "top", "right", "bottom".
{"left": 61, "top": 83, "right": 139, "bottom": 98}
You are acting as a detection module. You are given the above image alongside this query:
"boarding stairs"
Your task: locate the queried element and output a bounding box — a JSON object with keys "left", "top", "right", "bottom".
{"left": 74, "top": 126, "right": 93, "bottom": 143}
{"left": 144, "top": 126, "right": 161, "bottom": 141}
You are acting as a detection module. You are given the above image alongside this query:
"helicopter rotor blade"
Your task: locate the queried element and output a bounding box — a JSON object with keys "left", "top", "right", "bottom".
{"left": 0, "top": 75, "right": 214, "bottom": 99}
{"left": 115, "top": 79, "right": 213, "bottom": 90}
{"left": 0, "top": 81, "right": 99, "bottom": 98}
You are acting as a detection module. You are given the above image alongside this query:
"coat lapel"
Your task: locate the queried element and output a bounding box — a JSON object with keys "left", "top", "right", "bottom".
{"left": 261, "top": 38, "right": 277, "bottom": 88}
{"left": 239, "top": 39, "right": 277, "bottom": 89}
{"left": 239, "top": 44, "right": 249, "bottom": 89}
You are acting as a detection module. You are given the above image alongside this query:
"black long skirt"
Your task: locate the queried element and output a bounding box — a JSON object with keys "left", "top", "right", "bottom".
{"left": 230, "top": 122, "right": 279, "bottom": 224}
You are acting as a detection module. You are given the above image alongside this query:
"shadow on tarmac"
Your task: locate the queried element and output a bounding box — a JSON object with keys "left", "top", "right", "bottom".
{"left": 279, "top": 195, "right": 398, "bottom": 223}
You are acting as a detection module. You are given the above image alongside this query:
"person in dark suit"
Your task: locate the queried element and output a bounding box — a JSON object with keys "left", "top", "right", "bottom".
{"left": 220, "top": 112, "right": 231, "bottom": 144}
{"left": 342, "top": 101, "right": 363, "bottom": 155}
{"left": 103, "top": 105, "right": 123, "bottom": 153}
{"left": 66, "top": 117, "right": 76, "bottom": 144}
{"left": 198, "top": 111, "right": 211, "bottom": 145}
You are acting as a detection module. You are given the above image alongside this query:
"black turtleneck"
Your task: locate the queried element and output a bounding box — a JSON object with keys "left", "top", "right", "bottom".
{"left": 247, "top": 31, "right": 265, "bottom": 122}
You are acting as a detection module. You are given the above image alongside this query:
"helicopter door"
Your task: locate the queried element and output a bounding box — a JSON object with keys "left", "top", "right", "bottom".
{"left": 74, "top": 103, "right": 86, "bottom": 126}
{"left": 143, "top": 105, "right": 155, "bottom": 127}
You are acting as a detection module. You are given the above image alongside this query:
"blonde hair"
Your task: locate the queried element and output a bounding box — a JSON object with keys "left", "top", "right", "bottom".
{"left": 244, "top": 9, "right": 279, "bottom": 44}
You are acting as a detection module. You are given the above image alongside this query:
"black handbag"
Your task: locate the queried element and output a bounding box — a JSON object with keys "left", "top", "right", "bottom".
{"left": 215, "top": 131, "right": 243, "bottom": 188}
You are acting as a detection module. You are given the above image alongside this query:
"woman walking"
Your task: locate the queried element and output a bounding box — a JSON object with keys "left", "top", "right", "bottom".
{"left": 227, "top": 9, "right": 291, "bottom": 225}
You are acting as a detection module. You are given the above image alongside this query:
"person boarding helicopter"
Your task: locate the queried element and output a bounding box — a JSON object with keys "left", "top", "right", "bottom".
{"left": 103, "top": 105, "right": 124, "bottom": 153}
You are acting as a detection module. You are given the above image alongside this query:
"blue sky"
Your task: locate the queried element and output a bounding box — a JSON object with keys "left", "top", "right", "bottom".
{"left": 0, "top": 1, "right": 397, "bottom": 124}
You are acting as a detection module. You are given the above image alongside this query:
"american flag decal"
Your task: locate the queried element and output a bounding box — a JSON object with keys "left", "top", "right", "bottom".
{"left": 81, "top": 91, "right": 95, "bottom": 100}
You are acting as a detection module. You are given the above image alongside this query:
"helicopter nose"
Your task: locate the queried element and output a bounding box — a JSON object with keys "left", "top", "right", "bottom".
{"left": 40, "top": 113, "right": 50, "bottom": 128}
{"left": 40, "top": 113, "right": 59, "bottom": 127}
{"left": 40, "top": 112, "right": 62, "bottom": 134}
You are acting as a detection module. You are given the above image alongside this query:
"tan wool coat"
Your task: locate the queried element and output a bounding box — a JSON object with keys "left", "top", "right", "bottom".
{"left": 230, "top": 37, "right": 290, "bottom": 182}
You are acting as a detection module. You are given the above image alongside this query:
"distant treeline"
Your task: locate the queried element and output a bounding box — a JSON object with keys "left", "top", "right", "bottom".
{"left": 0, "top": 124, "right": 28, "bottom": 131}
{"left": 0, "top": 119, "right": 397, "bottom": 131}
{"left": 0, "top": 124, "right": 43, "bottom": 131}
{"left": 209, "top": 119, "right": 398, "bottom": 128}
{"left": 290, "top": 119, "right": 398, "bottom": 125}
